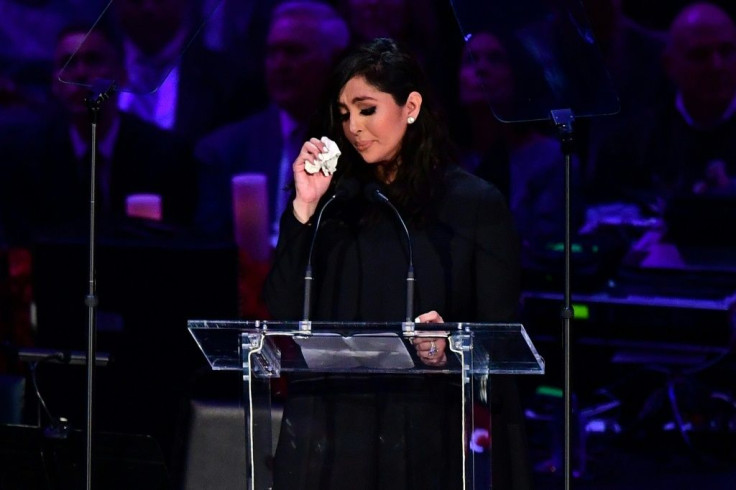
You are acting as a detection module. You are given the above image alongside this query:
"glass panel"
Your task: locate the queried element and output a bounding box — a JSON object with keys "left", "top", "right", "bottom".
{"left": 470, "top": 372, "right": 494, "bottom": 488}
{"left": 242, "top": 334, "right": 273, "bottom": 490}
{"left": 450, "top": 0, "right": 619, "bottom": 122}
{"left": 188, "top": 321, "right": 544, "bottom": 490}
{"left": 57, "top": 0, "right": 222, "bottom": 94}
{"left": 188, "top": 320, "right": 545, "bottom": 375}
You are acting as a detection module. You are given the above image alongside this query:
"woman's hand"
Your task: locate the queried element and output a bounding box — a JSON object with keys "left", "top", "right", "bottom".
{"left": 411, "top": 310, "right": 448, "bottom": 367}
{"left": 292, "top": 138, "right": 334, "bottom": 223}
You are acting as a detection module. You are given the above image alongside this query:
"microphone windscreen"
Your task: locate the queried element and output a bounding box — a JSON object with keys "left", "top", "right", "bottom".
{"left": 363, "top": 181, "right": 387, "bottom": 203}
{"left": 334, "top": 177, "right": 360, "bottom": 200}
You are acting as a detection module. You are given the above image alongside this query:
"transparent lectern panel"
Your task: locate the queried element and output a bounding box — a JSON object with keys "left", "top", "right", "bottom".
{"left": 450, "top": 0, "right": 620, "bottom": 122}
{"left": 188, "top": 320, "right": 544, "bottom": 489}
{"left": 57, "top": 0, "right": 222, "bottom": 95}
{"left": 187, "top": 320, "right": 545, "bottom": 375}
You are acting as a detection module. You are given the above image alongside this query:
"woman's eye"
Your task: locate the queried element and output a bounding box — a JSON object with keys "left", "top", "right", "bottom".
{"left": 339, "top": 112, "right": 349, "bottom": 122}
{"left": 360, "top": 107, "right": 376, "bottom": 116}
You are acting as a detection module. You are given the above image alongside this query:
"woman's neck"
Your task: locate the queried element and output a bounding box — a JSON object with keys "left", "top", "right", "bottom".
{"left": 375, "top": 160, "right": 398, "bottom": 184}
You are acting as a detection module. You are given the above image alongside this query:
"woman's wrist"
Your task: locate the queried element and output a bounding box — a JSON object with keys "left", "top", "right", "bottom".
{"left": 292, "top": 199, "right": 316, "bottom": 224}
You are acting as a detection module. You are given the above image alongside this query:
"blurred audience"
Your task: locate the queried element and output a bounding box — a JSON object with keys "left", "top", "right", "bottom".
{"left": 113, "top": 0, "right": 266, "bottom": 139}
{"left": 454, "top": 30, "right": 584, "bottom": 249}
{"left": 199, "top": 0, "right": 271, "bottom": 59}
{"left": 194, "top": 1, "right": 350, "bottom": 245}
{"left": 579, "top": 0, "right": 669, "bottom": 197}
{"left": 0, "top": 0, "right": 107, "bottom": 109}
{"left": 0, "top": 23, "right": 198, "bottom": 246}
{"left": 591, "top": 2, "right": 736, "bottom": 209}
{"left": 336, "top": 0, "right": 432, "bottom": 47}
{"left": 0, "top": 22, "right": 212, "bottom": 464}
{"left": 336, "top": 0, "right": 460, "bottom": 110}
{"left": 583, "top": 0, "right": 668, "bottom": 118}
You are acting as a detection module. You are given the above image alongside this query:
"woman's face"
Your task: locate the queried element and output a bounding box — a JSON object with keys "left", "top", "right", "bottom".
{"left": 338, "top": 75, "right": 418, "bottom": 165}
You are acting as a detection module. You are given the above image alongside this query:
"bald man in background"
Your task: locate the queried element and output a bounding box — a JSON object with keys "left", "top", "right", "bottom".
{"left": 589, "top": 1, "right": 736, "bottom": 207}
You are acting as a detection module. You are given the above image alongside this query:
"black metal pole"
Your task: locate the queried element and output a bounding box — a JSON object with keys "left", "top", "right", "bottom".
{"left": 551, "top": 108, "right": 575, "bottom": 490}
{"left": 85, "top": 102, "right": 99, "bottom": 490}
{"left": 82, "top": 78, "right": 117, "bottom": 490}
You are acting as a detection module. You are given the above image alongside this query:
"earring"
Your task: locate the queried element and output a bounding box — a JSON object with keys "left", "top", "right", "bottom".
{"left": 407, "top": 116, "right": 416, "bottom": 124}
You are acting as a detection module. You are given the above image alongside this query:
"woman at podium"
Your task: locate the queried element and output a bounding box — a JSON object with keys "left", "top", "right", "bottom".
{"left": 264, "top": 37, "right": 530, "bottom": 490}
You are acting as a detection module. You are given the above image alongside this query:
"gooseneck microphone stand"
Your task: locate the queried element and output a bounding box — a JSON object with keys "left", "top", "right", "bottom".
{"left": 550, "top": 108, "right": 575, "bottom": 490}
{"left": 364, "top": 183, "right": 415, "bottom": 329}
{"left": 301, "top": 178, "right": 360, "bottom": 330}
{"left": 82, "top": 78, "right": 117, "bottom": 490}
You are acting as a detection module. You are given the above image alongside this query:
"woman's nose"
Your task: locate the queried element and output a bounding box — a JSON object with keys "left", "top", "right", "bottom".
{"left": 348, "top": 116, "right": 361, "bottom": 135}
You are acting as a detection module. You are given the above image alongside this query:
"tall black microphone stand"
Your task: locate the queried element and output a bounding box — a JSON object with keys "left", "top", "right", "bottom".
{"left": 550, "top": 108, "right": 575, "bottom": 490}
{"left": 82, "top": 78, "right": 117, "bottom": 490}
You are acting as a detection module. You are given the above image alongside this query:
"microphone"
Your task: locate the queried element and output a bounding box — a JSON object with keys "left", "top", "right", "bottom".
{"left": 363, "top": 182, "right": 415, "bottom": 328}
{"left": 301, "top": 177, "right": 360, "bottom": 327}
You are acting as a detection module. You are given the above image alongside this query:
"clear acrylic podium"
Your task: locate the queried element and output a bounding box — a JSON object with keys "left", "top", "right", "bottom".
{"left": 188, "top": 320, "right": 544, "bottom": 489}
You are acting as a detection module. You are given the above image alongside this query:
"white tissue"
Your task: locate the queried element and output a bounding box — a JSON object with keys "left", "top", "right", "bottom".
{"left": 305, "top": 136, "right": 341, "bottom": 176}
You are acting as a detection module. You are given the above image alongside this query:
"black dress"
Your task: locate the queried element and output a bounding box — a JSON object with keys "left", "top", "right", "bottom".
{"left": 264, "top": 165, "right": 532, "bottom": 490}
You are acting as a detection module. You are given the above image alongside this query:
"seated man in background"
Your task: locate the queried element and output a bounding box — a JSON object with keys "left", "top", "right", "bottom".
{"left": 113, "top": 0, "right": 267, "bottom": 140}
{"left": 591, "top": 2, "right": 736, "bottom": 210}
{"left": 194, "top": 1, "right": 350, "bottom": 246}
{"left": 0, "top": 22, "right": 210, "bottom": 471}
{"left": 0, "top": 22, "right": 198, "bottom": 246}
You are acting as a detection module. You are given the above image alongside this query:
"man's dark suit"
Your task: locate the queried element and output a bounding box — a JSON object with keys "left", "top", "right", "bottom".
{"left": 175, "top": 38, "right": 266, "bottom": 139}
{"left": 194, "top": 104, "right": 294, "bottom": 240}
{"left": 0, "top": 109, "right": 197, "bottom": 245}
{"left": 591, "top": 101, "right": 736, "bottom": 205}
{"left": 0, "top": 107, "right": 209, "bottom": 467}
{"left": 121, "top": 36, "right": 267, "bottom": 141}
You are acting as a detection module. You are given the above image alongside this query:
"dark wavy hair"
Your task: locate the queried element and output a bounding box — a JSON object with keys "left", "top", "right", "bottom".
{"left": 322, "top": 38, "right": 453, "bottom": 223}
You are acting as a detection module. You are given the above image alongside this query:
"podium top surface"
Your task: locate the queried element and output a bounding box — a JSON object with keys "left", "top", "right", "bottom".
{"left": 188, "top": 320, "right": 545, "bottom": 375}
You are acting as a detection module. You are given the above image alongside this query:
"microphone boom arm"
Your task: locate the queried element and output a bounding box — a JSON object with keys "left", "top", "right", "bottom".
{"left": 365, "top": 184, "right": 416, "bottom": 331}
{"left": 301, "top": 194, "right": 338, "bottom": 331}
{"left": 300, "top": 177, "right": 360, "bottom": 332}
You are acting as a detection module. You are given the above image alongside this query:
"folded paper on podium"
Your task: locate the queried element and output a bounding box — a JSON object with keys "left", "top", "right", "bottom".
{"left": 294, "top": 333, "right": 414, "bottom": 370}
{"left": 189, "top": 320, "right": 544, "bottom": 490}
